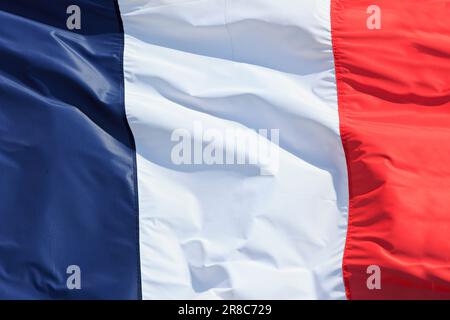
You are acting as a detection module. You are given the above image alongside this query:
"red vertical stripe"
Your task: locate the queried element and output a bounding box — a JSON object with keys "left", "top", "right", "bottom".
{"left": 332, "top": 0, "right": 450, "bottom": 299}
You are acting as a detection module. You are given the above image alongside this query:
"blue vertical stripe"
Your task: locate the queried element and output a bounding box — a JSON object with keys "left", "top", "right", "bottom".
{"left": 0, "top": 0, "right": 139, "bottom": 299}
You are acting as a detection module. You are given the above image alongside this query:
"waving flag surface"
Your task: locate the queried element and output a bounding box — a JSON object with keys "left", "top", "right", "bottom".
{"left": 0, "top": 0, "right": 449, "bottom": 299}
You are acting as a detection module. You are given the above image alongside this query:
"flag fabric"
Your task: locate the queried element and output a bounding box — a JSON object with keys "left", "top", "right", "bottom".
{"left": 0, "top": 0, "right": 449, "bottom": 299}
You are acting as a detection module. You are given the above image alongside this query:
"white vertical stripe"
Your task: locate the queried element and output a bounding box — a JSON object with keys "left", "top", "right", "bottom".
{"left": 119, "top": 0, "right": 348, "bottom": 299}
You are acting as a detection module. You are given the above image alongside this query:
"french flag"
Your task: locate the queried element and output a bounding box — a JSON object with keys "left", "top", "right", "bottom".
{"left": 0, "top": 0, "right": 449, "bottom": 300}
